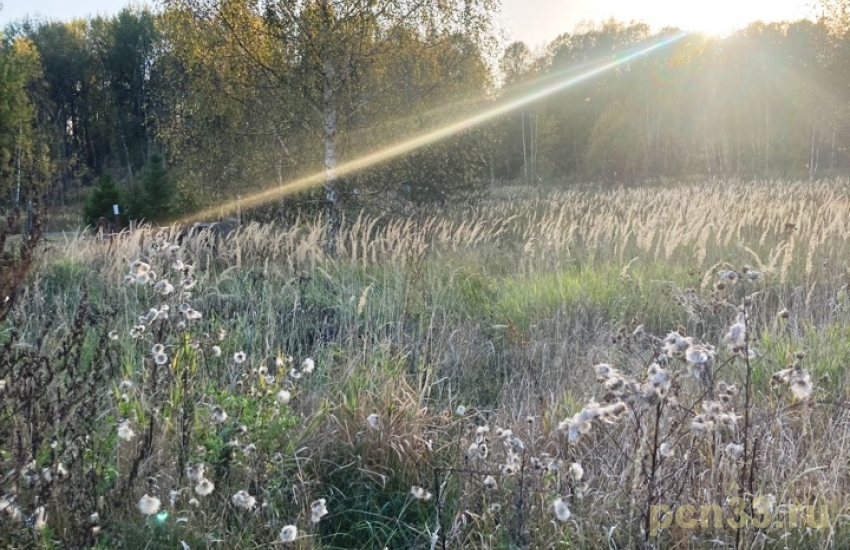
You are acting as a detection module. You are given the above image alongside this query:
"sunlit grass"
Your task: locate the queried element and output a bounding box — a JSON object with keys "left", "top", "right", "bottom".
{"left": 6, "top": 179, "right": 850, "bottom": 548}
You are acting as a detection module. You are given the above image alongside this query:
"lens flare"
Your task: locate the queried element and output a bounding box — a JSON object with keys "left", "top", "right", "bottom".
{"left": 649, "top": 36, "right": 705, "bottom": 89}
{"left": 179, "top": 32, "right": 688, "bottom": 224}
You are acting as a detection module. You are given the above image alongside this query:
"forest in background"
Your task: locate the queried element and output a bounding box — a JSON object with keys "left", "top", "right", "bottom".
{"left": 3, "top": 1, "right": 850, "bottom": 225}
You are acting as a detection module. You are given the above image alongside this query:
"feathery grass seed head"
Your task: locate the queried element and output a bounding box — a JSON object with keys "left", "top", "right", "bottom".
{"left": 279, "top": 525, "right": 298, "bottom": 542}
{"left": 367, "top": 413, "right": 380, "bottom": 429}
{"left": 138, "top": 494, "right": 161, "bottom": 515}
{"left": 569, "top": 462, "right": 584, "bottom": 482}
{"left": 553, "top": 498, "right": 571, "bottom": 522}
{"left": 194, "top": 479, "right": 215, "bottom": 496}
{"left": 410, "top": 486, "right": 432, "bottom": 500}
{"left": 301, "top": 358, "right": 315, "bottom": 374}
{"left": 310, "top": 499, "right": 328, "bottom": 523}
{"left": 231, "top": 490, "right": 256, "bottom": 510}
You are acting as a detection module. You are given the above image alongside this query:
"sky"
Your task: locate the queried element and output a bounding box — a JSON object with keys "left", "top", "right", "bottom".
{"left": 497, "top": 0, "right": 814, "bottom": 47}
{"left": 0, "top": 0, "right": 815, "bottom": 46}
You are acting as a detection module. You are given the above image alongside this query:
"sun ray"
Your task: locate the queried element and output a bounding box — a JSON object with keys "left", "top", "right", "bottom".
{"left": 178, "top": 31, "right": 688, "bottom": 225}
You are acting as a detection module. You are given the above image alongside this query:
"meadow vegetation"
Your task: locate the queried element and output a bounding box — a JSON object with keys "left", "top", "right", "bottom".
{"left": 3, "top": 179, "right": 850, "bottom": 549}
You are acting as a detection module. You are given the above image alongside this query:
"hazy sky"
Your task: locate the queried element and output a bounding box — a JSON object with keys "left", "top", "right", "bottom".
{"left": 498, "top": 0, "right": 813, "bottom": 46}
{"left": 0, "top": 0, "right": 814, "bottom": 46}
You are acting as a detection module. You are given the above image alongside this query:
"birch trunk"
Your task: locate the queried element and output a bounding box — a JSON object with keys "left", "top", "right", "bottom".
{"left": 809, "top": 124, "right": 816, "bottom": 181}
{"left": 321, "top": 11, "right": 339, "bottom": 256}
{"left": 521, "top": 110, "right": 528, "bottom": 185}
{"left": 323, "top": 83, "right": 338, "bottom": 254}
{"left": 764, "top": 84, "right": 770, "bottom": 177}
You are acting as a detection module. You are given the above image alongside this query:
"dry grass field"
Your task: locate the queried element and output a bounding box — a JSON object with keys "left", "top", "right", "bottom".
{"left": 4, "top": 179, "right": 850, "bottom": 549}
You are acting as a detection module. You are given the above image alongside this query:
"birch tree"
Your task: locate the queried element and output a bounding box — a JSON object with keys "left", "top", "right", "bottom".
{"left": 161, "top": 0, "right": 497, "bottom": 252}
{"left": 0, "top": 36, "right": 53, "bottom": 202}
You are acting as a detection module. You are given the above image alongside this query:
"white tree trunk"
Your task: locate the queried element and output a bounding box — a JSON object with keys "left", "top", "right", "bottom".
{"left": 810, "top": 124, "right": 816, "bottom": 181}
{"left": 764, "top": 84, "right": 770, "bottom": 176}
{"left": 521, "top": 110, "right": 528, "bottom": 185}
{"left": 322, "top": 40, "right": 339, "bottom": 255}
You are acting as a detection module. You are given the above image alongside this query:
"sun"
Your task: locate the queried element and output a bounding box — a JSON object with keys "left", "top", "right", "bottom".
{"left": 501, "top": 0, "right": 811, "bottom": 45}
{"left": 638, "top": 0, "right": 811, "bottom": 36}
{"left": 664, "top": 2, "right": 764, "bottom": 36}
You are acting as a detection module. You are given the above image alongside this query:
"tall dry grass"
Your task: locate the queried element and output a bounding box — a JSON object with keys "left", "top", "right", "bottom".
{"left": 4, "top": 179, "right": 850, "bottom": 548}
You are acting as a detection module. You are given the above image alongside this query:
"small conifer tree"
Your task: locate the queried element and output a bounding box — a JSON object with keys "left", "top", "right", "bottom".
{"left": 83, "top": 175, "right": 126, "bottom": 227}
{"left": 128, "top": 154, "right": 174, "bottom": 222}
{"left": 142, "top": 154, "right": 173, "bottom": 221}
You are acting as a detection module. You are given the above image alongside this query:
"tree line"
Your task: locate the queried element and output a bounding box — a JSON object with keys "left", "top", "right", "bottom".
{"left": 499, "top": 17, "right": 850, "bottom": 185}
{"left": 2, "top": 2, "right": 850, "bottom": 226}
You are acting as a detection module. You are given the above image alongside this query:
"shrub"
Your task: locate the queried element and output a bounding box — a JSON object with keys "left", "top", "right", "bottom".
{"left": 128, "top": 154, "right": 175, "bottom": 223}
{"left": 83, "top": 175, "right": 127, "bottom": 227}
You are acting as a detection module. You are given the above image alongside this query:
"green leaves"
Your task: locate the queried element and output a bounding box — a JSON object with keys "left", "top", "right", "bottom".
{"left": 0, "top": 36, "right": 52, "bottom": 200}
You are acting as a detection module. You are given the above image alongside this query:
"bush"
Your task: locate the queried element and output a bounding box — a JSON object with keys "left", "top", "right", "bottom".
{"left": 83, "top": 175, "right": 126, "bottom": 227}
{"left": 128, "top": 154, "right": 176, "bottom": 223}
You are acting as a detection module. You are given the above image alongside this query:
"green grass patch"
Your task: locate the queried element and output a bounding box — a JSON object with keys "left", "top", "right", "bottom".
{"left": 491, "top": 260, "right": 690, "bottom": 333}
